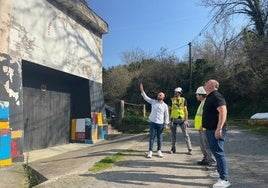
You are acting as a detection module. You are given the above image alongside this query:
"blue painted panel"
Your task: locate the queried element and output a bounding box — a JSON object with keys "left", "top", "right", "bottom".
{"left": 0, "top": 144, "right": 11, "bottom": 160}
{"left": 0, "top": 101, "right": 9, "bottom": 119}
{"left": 0, "top": 135, "right": 11, "bottom": 144}
{"left": 102, "top": 130, "right": 107, "bottom": 139}
{"left": 84, "top": 140, "right": 94, "bottom": 144}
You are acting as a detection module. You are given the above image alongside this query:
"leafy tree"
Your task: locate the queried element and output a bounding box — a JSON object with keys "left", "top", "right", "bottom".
{"left": 192, "top": 59, "right": 215, "bottom": 89}
{"left": 103, "top": 66, "right": 131, "bottom": 105}
{"left": 242, "top": 29, "right": 268, "bottom": 80}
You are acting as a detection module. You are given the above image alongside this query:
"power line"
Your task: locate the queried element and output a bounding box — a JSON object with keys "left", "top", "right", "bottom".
{"left": 171, "top": 1, "right": 228, "bottom": 53}
{"left": 170, "top": 44, "right": 188, "bottom": 52}
{"left": 191, "top": 5, "right": 225, "bottom": 43}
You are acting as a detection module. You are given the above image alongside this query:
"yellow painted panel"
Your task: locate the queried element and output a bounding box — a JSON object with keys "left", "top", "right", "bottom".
{"left": 0, "top": 158, "right": 12, "bottom": 167}
{"left": 97, "top": 113, "right": 103, "bottom": 125}
{"left": 71, "top": 119, "right": 76, "bottom": 140}
{"left": 11, "top": 130, "right": 23, "bottom": 139}
{"left": 0, "top": 122, "right": 9, "bottom": 129}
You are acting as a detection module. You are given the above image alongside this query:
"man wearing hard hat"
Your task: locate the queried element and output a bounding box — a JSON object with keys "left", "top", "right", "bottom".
{"left": 168, "top": 87, "right": 192, "bottom": 155}
{"left": 194, "top": 86, "right": 215, "bottom": 166}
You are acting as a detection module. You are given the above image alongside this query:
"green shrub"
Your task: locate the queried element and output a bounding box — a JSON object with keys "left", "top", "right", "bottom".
{"left": 124, "top": 107, "right": 141, "bottom": 116}
{"left": 118, "top": 116, "right": 150, "bottom": 133}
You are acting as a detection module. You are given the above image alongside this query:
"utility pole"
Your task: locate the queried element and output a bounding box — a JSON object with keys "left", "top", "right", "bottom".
{"left": 188, "top": 42, "right": 192, "bottom": 94}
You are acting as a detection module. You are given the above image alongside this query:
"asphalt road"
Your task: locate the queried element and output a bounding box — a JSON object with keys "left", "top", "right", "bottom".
{"left": 33, "top": 125, "right": 268, "bottom": 188}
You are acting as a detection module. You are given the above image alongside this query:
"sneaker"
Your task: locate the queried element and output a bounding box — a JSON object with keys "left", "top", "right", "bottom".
{"left": 157, "top": 150, "right": 163, "bottom": 158}
{"left": 146, "top": 151, "right": 153, "bottom": 158}
{"left": 213, "top": 178, "right": 231, "bottom": 188}
{"left": 210, "top": 170, "right": 220, "bottom": 178}
{"left": 170, "top": 147, "right": 176, "bottom": 154}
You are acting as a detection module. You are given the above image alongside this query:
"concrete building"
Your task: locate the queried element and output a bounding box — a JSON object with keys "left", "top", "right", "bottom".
{"left": 0, "top": 0, "right": 108, "bottom": 163}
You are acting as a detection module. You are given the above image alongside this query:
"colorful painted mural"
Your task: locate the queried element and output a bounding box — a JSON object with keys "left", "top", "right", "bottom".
{"left": 0, "top": 101, "right": 11, "bottom": 166}
{"left": 0, "top": 101, "right": 23, "bottom": 166}
{"left": 71, "top": 113, "right": 107, "bottom": 145}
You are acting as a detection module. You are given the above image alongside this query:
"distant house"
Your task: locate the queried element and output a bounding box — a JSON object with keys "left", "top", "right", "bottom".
{"left": 0, "top": 0, "right": 108, "bottom": 162}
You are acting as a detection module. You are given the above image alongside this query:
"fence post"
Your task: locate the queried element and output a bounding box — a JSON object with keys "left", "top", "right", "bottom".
{"left": 142, "top": 104, "right": 146, "bottom": 117}
{"left": 120, "top": 100, "right": 124, "bottom": 119}
{"left": 113, "top": 100, "right": 124, "bottom": 129}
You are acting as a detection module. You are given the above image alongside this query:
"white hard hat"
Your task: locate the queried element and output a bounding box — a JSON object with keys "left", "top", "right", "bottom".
{"left": 174, "top": 87, "right": 183, "bottom": 93}
{"left": 195, "top": 86, "right": 206, "bottom": 94}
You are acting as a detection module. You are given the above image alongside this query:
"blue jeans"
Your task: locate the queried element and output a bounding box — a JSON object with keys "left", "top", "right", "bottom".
{"left": 206, "top": 129, "right": 228, "bottom": 180}
{"left": 149, "top": 122, "right": 164, "bottom": 151}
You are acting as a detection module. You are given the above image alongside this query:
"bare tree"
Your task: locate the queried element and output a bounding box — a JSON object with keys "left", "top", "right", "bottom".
{"left": 200, "top": 0, "right": 268, "bottom": 37}
{"left": 120, "top": 47, "right": 149, "bottom": 65}
{"left": 193, "top": 21, "right": 244, "bottom": 77}
{"left": 154, "top": 47, "right": 179, "bottom": 64}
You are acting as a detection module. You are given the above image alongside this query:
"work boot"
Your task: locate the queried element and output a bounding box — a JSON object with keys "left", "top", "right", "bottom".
{"left": 170, "top": 147, "right": 176, "bottom": 154}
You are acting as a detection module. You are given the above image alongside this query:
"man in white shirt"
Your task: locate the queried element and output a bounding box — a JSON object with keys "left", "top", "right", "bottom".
{"left": 140, "top": 83, "right": 169, "bottom": 158}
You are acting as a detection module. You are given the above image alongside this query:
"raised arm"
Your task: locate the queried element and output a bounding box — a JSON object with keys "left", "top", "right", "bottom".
{"left": 140, "top": 82, "right": 152, "bottom": 104}
{"left": 140, "top": 82, "right": 144, "bottom": 93}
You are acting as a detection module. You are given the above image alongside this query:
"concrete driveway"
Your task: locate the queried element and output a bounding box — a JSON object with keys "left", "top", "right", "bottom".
{"left": 33, "top": 125, "right": 268, "bottom": 188}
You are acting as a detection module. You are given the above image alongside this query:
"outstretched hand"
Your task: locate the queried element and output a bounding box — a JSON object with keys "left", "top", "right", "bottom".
{"left": 140, "top": 82, "right": 144, "bottom": 92}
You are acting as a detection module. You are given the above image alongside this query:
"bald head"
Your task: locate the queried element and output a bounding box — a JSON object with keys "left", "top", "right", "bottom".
{"left": 157, "top": 92, "right": 165, "bottom": 101}
{"left": 204, "top": 79, "right": 219, "bottom": 94}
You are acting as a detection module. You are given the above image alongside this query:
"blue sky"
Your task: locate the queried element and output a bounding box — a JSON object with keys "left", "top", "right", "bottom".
{"left": 87, "top": 0, "right": 215, "bottom": 68}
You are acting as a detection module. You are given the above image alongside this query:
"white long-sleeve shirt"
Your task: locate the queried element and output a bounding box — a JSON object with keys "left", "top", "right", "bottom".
{"left": 141, "top": 92, "right": 169, "bottom": 125}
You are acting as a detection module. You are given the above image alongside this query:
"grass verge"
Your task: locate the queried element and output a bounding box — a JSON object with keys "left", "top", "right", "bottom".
{"left": 23, "top": 164, "right": 48, "bottom": 187}
{"left": 230, "top": 120, "right": 268, "bottom": 136}
{"left": 89, "top": 150, "right": 133, "bottom": 173}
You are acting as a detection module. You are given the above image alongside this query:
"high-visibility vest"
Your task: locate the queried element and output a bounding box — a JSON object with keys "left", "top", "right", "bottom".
{"left": 194, "top": 100, "right": 205, "bottom": 130}
{"left": 170, "top": 97, "right": 185, "bottom": 118}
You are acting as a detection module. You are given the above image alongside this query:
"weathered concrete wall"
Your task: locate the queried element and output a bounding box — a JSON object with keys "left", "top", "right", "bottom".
{"left": 9, "top": 0, "right": 104, "bottom": 83}
{"left": 0, "top": 0, "right": 108, "bottom": 161}
{"left": 0, "top": 0, "right": 10, "bottom": 54}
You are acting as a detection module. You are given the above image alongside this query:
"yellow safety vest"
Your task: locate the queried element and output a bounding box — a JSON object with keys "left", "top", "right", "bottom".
{"left": 170, "top": 97, "right": 185, "bottom": 119}
{"left": 194, "top": 100, "right": 205, "bottom": 130}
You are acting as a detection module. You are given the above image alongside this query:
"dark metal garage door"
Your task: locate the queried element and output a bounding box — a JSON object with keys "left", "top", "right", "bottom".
{"left": 23, "top": 87, "right": 70, "bottom": 151}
